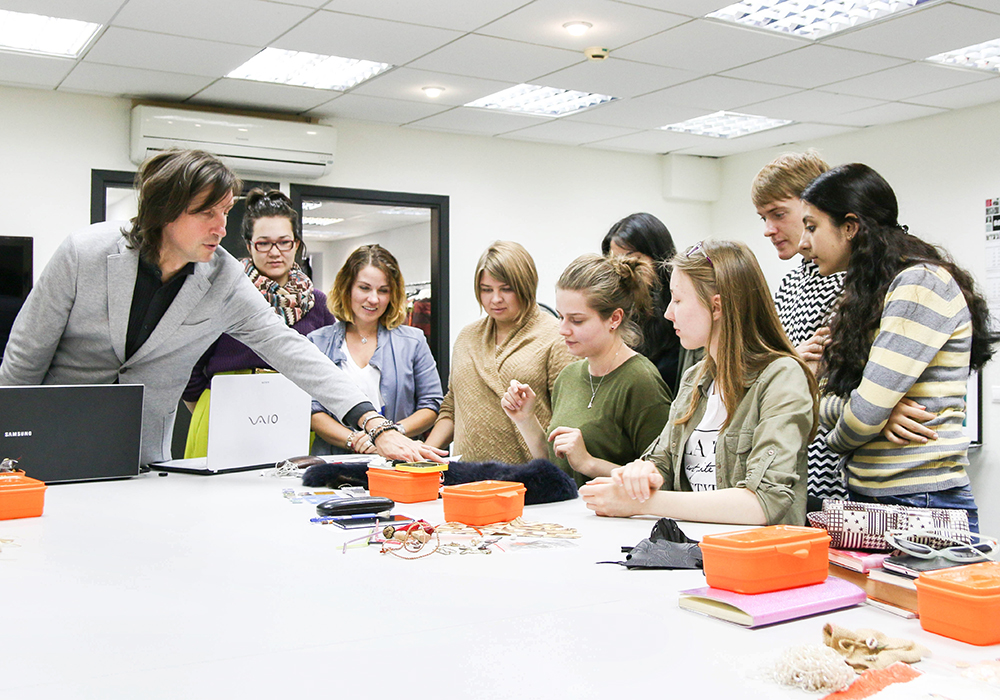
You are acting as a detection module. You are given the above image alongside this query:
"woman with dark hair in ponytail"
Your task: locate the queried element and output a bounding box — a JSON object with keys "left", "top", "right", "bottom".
{"left": 799, "top": 163, "right": 995, "bottom": 531}
{"left": 182, "top": 188, "right": 335, "bottom": 457}
{"left": 602, "top": 213, "right": 683, "bottom": 394}
{"left": 502, "top": 254, "right": 672, "bottom": 486}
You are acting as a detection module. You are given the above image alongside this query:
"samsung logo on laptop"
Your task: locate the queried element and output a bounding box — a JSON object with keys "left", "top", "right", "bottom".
{"left": 248, "top": 414, "right": 279, "bottom": 426}
{"left": 4, "top": 430, "right": 32, "bottom": 437}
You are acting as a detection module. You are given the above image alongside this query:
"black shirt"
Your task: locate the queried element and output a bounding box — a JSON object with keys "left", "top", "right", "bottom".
{"left": 125, "top": 257, "right": 195, "bottom": 361}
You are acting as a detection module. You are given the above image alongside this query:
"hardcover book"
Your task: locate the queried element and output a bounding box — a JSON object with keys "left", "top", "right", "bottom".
{"left": 678, "top": 576, "right": 866, "bottom": 628}
{"left": 828, "top": 547, "right": 891, "bottom": 573}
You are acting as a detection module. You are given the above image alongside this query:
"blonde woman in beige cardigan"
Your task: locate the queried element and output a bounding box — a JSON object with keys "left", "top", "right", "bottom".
{"left": 426, "top": 241, "right": 573, "bottom": 463}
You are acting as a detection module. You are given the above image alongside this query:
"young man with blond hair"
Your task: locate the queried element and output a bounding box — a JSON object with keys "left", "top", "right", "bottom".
{"left": 752, "top": 151, "right": 847, "bottom": 508}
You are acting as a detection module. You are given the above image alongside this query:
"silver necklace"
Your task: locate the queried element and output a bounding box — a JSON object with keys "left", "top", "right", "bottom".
{"left": 360, "top": 334, "right": 368, "bottom": 345}
{"left": 588, "top": 344, "right": 622, "bottom": 409}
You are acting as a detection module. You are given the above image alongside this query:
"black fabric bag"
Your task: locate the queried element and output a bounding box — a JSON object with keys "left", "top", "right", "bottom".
{"left": 618, "top": 518, "right": 703, "bottom": 570}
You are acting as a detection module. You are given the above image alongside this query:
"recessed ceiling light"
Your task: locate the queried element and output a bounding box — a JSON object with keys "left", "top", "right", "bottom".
{"left": 465, "top": 84, "right": 616, "bottom": 117}
{"left": 660, "top": 111, "right": 793, "bottom": 138}
{"left": 303, "top": 217, "right": 345, "bottom": 226}
{"left": 707, "top": 0, "right": 938, "bottom": 40}
{"left": 227, "top": 47, "right": 393, "bottom": 91}
{"left": 0, "top": 10, "right": 101, "bottom": 58}
{"left": 422, "top": 86, "right": 445, "bottom": 98}
{"left": 927, "top": 37, "right": 1000, "bottom": 73}
{"left": 563, "top": 21, "right": 593, "bottom": 36}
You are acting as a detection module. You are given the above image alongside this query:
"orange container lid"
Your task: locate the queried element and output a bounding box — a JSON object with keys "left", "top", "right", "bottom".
{"left": 0, "top": 472, "right": 45, "bottom": 489}
{"left": 701, "top": 525, "right": 829, "bottom": 550}
{"left": 442, "top": 480, "right": 525, "bottom": 496}
{"left": 916, "top": 561, "right": 1000, "bottom": 596}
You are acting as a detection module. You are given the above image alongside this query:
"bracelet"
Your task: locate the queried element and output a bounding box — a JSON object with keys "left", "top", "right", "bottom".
{"left": 395, "top": 423, "right": 407, "bottom": 437}
{"left": 362, "top": 413, "right": 383, "bottom": 432}
{"left": 367, "top": 419, "right": 399, "bottom": 443}
{"left": 346, "top": 431, "right": 362, "bottom": 452}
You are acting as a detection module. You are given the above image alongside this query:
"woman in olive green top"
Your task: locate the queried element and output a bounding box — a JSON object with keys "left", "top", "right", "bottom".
{"left": 580, "top": 241, "right": 818, "bottom": 525}
{"left": 502, "top": 254, "right": 672, "bottom": 486}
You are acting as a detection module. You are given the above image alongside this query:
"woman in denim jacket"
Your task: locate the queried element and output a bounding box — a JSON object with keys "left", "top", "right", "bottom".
{"left": 307, "top": 245, "right": 443, "bottom": 455}
{"left": 580, "top": 240, "right": 818, "bottom": 525}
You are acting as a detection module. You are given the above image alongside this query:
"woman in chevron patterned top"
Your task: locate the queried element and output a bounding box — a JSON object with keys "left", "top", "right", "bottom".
{"left": 799, "top": 163, "right": 995, "bottom": 532}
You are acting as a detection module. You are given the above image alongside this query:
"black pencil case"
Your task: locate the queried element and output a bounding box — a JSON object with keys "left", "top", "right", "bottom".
{"left": 316, "top": 496, "right": 394, "bottom": 517}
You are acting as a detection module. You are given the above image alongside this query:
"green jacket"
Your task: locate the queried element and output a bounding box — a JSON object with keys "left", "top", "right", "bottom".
{"left": 647, "top": 356, "right": 814, "bottom": 526}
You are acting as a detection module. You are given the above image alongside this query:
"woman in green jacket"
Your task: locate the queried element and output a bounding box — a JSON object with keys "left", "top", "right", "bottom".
{"left": 579, "top": 240, "right": 818, "bottom": 526}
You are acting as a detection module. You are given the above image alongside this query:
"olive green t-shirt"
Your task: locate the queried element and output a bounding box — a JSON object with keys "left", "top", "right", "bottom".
{"left": 547, "top": 354, "right": 672, "bottom": 486}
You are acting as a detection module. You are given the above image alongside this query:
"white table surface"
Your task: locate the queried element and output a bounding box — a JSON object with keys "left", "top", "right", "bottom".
{"left": 1, "top": 470, "right": 996, "bottom": 699}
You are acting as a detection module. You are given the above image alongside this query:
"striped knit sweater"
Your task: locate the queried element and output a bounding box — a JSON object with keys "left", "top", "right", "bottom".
{"left": 820, "top": 264, "right": 973, "bottom": 497}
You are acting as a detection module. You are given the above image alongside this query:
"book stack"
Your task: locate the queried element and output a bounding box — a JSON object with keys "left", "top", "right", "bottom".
{"left": 826, "top": 547, "right": 921, "bottom": 617}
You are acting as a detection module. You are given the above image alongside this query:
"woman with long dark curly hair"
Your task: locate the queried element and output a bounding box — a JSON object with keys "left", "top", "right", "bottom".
{"left": 602, "top": 213, "right": 683, "bottom": 395}
{"left": 799, "top": 163, "right": 995, "bottom": 531}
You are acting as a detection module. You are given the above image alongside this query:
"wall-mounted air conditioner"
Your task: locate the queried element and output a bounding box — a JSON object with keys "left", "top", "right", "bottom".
{"left": 130, "top": 105, "right": 336, "bottom": 180}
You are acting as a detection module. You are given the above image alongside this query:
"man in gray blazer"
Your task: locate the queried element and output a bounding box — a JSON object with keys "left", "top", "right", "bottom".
{"left": 0, "top": 150, "right": 442, "bottom": 465}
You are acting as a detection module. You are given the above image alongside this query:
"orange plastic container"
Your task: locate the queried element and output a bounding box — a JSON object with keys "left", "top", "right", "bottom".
{"left": 0, "top": 471, "right": 46, "bottom": 520}
{"left": 366, "top": 468, "right": 440, "bottom": 503}
{"left": 442, "top": 480, "right": 526, "bottom": 526}
{"left": 699, "top": 525, "right": 831, "bottom": 594}
{"left": 915, "top": 561, "right": 1000, "bottom": 646}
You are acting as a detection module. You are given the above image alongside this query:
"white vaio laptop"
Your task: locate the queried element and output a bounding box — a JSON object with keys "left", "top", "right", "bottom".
{"left": 153, "top": 372, "right": 311, "bottom": 474}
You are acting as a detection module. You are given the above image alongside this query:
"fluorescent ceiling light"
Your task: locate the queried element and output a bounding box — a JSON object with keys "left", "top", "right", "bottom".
{"left": 302, "top": 217, "right": 344, "bottom": 226}
{"left": 707, "top": 0, "right": 938, "bottom": 40}
{"left": 379, "top": 208, "right": 427, "bottom": 216}
{"left": 0, "top": 10, "right": 101, "bottom": 58}
{"left": 660, "top": 111, "right": 793, "bottom": 138}
{"left": 303, "top": 230, "right": 349, "bottom": 239}
{"left": 302, "top": 201, "right": 323, "bottom": 211}
{"left": 465, "top": 84, "right": 616, "bottom": 117}
{"left": 227, "top": 47, "right": 393, "bottom": 91}
{"left": 927, "top": 37, "right": 1000, "bottom": 73}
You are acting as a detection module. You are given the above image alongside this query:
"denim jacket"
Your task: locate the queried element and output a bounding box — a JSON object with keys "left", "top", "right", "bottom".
{"left": 306, "top": 321, "right": 443, "bottom": 425}
{"left": 648, "top": 356, "right": 814, "bottom": 525}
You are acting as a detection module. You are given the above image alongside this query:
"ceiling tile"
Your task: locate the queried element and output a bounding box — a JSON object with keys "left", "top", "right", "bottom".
{"left": 673, "top": 122, "right": 859, "bottom": 157}
{"left": 189, "top": 78, "right": 337, "bottom": 112}
{"left": 405, "top": 106, "right": 549, "bottom": 136}
{"left": 112, "top": 0, "right": 313, "bottom": 46}
{"left": 614, "top": 18, "right": 806, "bottom": 75}
{"left": 563, "top": 91, "right": 705, "bottom": 129}
{"left": 0, "top": 52, "right": 74, "bottom": 88}
{"left": 823, "top": 4, "right": 1000, "bottom": 61}
{"left": 723, "top": 44, "right": 908, "bottom": 89}
{"left": 639, "top": 75, "right": 799, "bottom": 111}
{"left": 349, "top": 67, "right": 514, "bottom": 106}
{"left": 616, "top": 0, "right": 731, "bottom": 18}
{"left": 823, "top": 61, "right": 990, "bottom": 101}
{"left": 832, "top": 101, "right": 947, "bottom": 127}
{"left": 908, "top": 75, "right": 1000, "bottom": 109}
{"left": 306, "top": 93, "right": 451, "bottom": 123}
{"left": 84, "top": 27, "right": 260, "bottom": 77}
{"left": 0, "top": 0, "right": 124, "bottom": 23}
{"left": 585, "top": 128, "right": 714, "bottom": 154}
{"left": 324, "top": 0, "right": 530, "bottom": 31}
{"left": 266, "top": 0, "right": 329, "bottom": 6}
{"left": 499, "top": 119, "right": 640, "bottom": 145}
{"left": 476, "top": 0, "right": 687, "bottom": 51}
{"left": 407, "top": 34, "right": 580, "bottom": 83}
{"left": 537, "top": 57, "right": 696, "bottom": 99}
{"left": 272, "top": 10, "right": 463, "bottom": 65}
{"left": 948, "top": 0, "right": 1000, "bottom": 12}
{"left": 59, "top": 62, "right": 212, "bottom": 100}
{"left": 741, "top": 89, "right": 886, "bottom": 122}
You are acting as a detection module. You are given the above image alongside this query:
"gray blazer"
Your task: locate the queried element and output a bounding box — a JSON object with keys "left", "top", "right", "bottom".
{"left": 0, "top": 222, "right": 372, "bottom": 464}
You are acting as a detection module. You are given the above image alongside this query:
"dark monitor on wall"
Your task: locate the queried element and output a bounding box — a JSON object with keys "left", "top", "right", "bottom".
{"left": 0, "top": 236, "right": 32, "bottom": 358}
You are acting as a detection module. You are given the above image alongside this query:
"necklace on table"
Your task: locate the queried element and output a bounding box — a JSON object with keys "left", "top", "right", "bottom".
{"left": 587, "top": 344, "right": 622, "bottom": 409}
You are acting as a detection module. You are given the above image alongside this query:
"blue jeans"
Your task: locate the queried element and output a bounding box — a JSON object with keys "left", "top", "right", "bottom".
{"left": 849, "top": 484, "right": 979, "bottom": 533}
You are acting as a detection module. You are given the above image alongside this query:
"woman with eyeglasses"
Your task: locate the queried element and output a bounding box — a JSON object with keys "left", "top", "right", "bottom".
{"left": 307, "top": 244, "right": 443, "bottom": 455}
{"left": 501, "top": 254, "right": 672, "bottom": 487}
{"left": 579, "top": 241, "right": 818, "bottom": 526}
{"left": 798, "top": 164, "right": 995, "bottom": 532}
{"left": 182, "top": 188, "right": 335, "bottom": 458}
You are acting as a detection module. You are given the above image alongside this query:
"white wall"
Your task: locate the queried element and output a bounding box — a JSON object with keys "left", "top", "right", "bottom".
{"left": 711, "top": 100, "right": 1000, "bottom": 536}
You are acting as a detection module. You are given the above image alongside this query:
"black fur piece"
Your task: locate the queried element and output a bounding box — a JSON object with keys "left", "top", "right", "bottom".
{"left": 300, "top": 459, "right": 578, "bottom": 505}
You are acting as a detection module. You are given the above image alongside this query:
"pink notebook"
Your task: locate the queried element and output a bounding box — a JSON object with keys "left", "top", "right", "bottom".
{"left": 828, "top": 547, "right": 891, "bottom": 573}
{"left": 678, "top": 576, "right": 866, "bottom": 628}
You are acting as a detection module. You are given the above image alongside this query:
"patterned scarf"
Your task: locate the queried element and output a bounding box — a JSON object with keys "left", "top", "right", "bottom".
{"left": 243, "top": 258, "right": 315, "bottom": 326}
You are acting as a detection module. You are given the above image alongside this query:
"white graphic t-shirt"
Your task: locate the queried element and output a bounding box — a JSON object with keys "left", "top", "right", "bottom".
{"left": 683, "top": 383, "right": 727, "bottom": 492}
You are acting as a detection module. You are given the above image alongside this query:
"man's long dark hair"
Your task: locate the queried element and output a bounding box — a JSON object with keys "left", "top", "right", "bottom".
{"left": 802, "top": 163, "right": 996, "bottom": 397}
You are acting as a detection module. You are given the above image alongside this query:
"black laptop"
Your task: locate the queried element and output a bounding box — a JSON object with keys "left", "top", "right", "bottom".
{"left": 0, "top": 384, "right": 144, "bottom": 483}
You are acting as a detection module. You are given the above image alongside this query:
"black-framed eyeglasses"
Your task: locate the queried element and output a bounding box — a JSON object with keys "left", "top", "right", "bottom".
{"left": 253, "top": 239, "right": 297, "bottom": 253}
{"left": 684, "top": 241, "right": 712, "bottom": 267}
